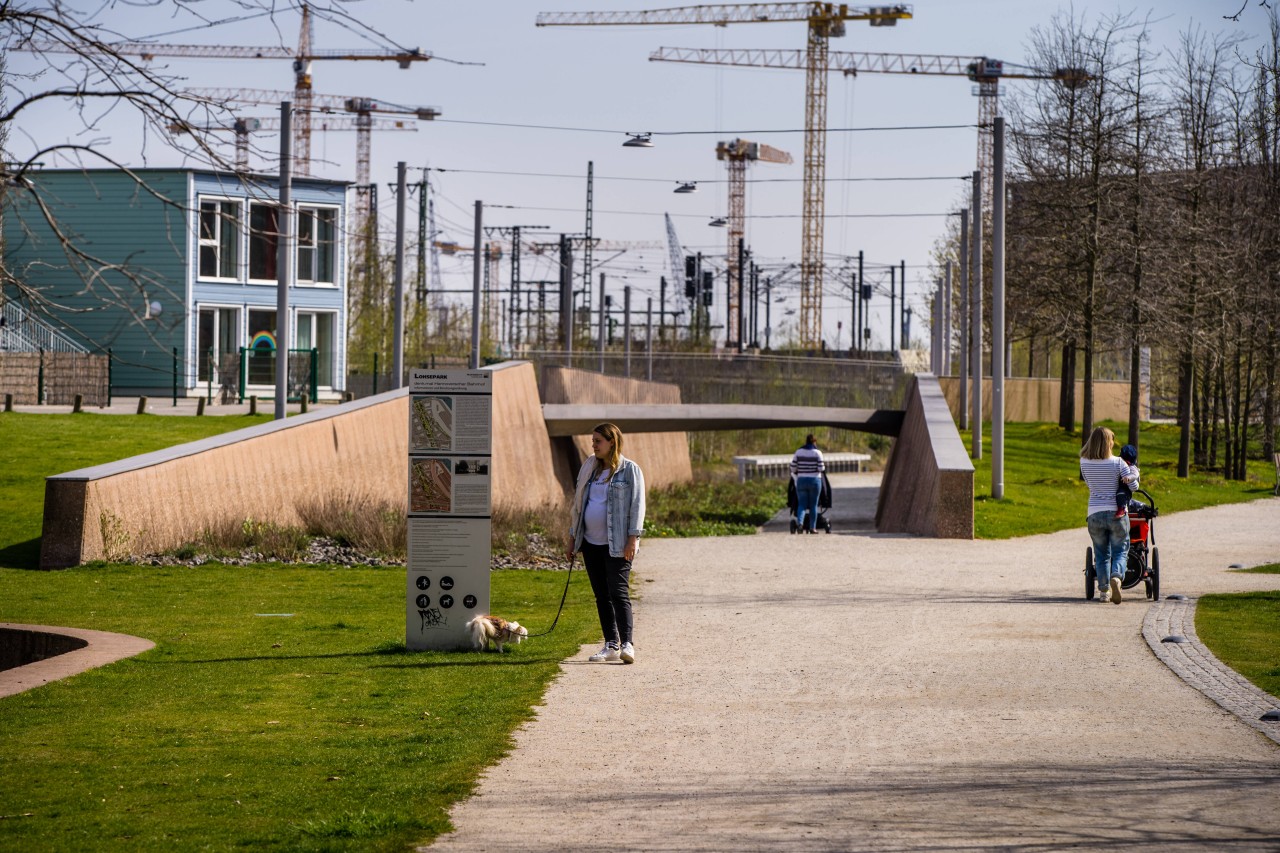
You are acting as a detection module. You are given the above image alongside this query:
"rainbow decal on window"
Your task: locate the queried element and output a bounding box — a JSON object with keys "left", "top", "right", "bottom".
{"left": 250, "top": 331, "right": 276, "bottom": 350}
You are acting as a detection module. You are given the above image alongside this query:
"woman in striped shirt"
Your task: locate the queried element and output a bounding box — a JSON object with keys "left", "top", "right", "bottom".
{"left": 1079, "top": 426, "right": 1138, "bottom": 604}
{"left": 790, "top": 433, "right": 826, "bottom": 534}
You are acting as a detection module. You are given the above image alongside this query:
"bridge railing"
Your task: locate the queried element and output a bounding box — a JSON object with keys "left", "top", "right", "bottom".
{"left": 523, "top": 350, "right": 910, "bottom": 410}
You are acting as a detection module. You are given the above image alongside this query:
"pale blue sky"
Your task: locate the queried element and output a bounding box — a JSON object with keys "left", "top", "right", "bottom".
{"left": 6, "top": 0, "right": 1269, "bottom": 348}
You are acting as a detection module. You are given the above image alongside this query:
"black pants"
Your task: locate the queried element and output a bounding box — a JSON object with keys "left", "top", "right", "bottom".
{"left": 580, "top": 541, "right": 633, "bottom": 646}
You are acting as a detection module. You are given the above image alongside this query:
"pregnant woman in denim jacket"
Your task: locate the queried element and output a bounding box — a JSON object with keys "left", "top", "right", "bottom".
{"left": 565, "top": 422, "right": 646, "bottom": 664}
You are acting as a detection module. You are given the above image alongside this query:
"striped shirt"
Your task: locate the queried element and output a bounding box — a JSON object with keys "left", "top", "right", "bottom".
{"left": 1079, "top": 456, "right": 1135, "bottom": 517}
{"left": 791, "top": 445, "right": 825, "bottom": 479}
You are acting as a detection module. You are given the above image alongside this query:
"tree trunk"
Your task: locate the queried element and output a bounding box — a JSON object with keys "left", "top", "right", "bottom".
{"left": 1210, "top": 349, "right": 1223, "bottom": 471}
{"left": 1264, "top": 333, "right": 1277, "bottom": 459}
{"left": 1128, "top": 311, "right": 1141, "bottom": 448}
{"left": 1177, "top": 347, "right": 1194, "bottom": 477}
{"left": 1060, "top": 340, "right": 1077, "bottom": 431}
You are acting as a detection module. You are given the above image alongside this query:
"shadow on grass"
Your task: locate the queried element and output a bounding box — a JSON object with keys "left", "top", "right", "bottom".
{"left": 141, "top": 648, "right": 565, "bottom": 667}
{"left": 0, "top": 537, "right": 42, "bottom": 571}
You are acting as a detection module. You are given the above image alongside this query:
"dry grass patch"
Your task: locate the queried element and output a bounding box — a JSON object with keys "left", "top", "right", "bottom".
{"left": 492, "top": 501, "right": 566, "bottom": 568}
{"left": 296, "top": 492, "right": 407, "bottom": 559}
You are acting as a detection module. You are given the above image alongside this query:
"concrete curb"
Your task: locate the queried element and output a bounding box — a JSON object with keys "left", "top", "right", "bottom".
{"left": 0, "top": 623, "right": 154, "bottom": 699}
{"left": 1143, "top": 597, "right": 1280, "bottom": 746}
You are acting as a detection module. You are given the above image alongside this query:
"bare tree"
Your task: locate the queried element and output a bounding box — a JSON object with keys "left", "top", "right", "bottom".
{"left": 1, "top": 3, "right": 248, "bottom": 344}
{"left": 1113, "top": 21, "right": 1167, "bottom": 449}
{"left": 2, "top": 1, "right": 415, "bottom": 363}
{"left": 1166, "top": 27, "right": 1238, "bottom": 475}
{"left": 1010, "top": 10, "right": 1141, "bottom": 436}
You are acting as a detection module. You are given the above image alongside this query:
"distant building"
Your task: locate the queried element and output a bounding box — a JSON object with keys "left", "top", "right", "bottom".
{"left": 2, "top": 168, "right": 349, "bottom": 399}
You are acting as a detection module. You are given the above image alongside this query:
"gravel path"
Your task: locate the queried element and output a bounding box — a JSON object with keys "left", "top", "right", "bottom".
{"left": 427, "top": 480, "right": 1280, "bottom": 852}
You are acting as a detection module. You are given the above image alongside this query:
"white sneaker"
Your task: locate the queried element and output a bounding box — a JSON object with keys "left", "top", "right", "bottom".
{"left": 589, "top": 643, "right": 620, "bottom": 662}
{"left": 1109, "top": 576, "right": 1122, "bottom": 604}
{"left": 620, "top": 642, "right": 635, "bottom": 664}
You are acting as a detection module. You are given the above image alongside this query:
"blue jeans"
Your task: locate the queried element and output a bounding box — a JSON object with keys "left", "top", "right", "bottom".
{"left": 1087, "top": 510, "right": 1129, "bottom": 589}
{"left": 795, "top": 477, "right": 821, "bottom": 532}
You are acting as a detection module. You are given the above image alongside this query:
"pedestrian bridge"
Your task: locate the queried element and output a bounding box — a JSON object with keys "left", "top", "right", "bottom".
{"left": 541, "top": 403, "right": 905, "bottom": 438}
{"left": 542, "top": 381, "right": 971, "bottom": 539}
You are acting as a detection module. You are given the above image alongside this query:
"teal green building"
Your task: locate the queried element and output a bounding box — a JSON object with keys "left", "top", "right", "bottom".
{"left": 3, "top": 168, "right": 349, "bottom": 398}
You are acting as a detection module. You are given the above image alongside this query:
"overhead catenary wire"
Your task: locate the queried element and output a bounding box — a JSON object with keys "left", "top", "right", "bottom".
{"left": 491, "top": 205, "right": 954, "bottom": 219}
{"left": 431, "top": 118, "right": 975, "bottom": 135}
{"left": 430, "top": 166, "right": 965, "bottom": 185}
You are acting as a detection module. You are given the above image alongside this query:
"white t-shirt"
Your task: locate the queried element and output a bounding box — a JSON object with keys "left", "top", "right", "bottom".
{"left": 583, "top": 474, "right": 609, "bottom": 545}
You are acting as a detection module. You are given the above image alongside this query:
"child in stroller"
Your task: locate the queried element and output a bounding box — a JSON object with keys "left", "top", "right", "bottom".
{"left": 1115, "top": 444, "right": 1141, "bottom": 518}
{"left": 787, "top": 473, "right": 832, "bottom": 534}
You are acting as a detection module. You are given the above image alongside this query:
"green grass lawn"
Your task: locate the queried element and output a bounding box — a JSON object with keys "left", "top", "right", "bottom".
{"left": 960, "top": 421, "right": 1276, "bottom": 539}
{"left": 1, "top": 412, "right": 1275, "bottom": 849}
{"left": 645, "top": 477, "right": 787, "bottom": 537}
{"left": 1196, "top": 588, "right": 1280, "bottom": 700}
{"left": 0, "top": 563, "right": 599, "bottom": 851}
{"left": 1233, "top": 563, "right": 1280, "bottom": 574}
{"left": 0, "top": 412, "right": 273, "bottom": 570}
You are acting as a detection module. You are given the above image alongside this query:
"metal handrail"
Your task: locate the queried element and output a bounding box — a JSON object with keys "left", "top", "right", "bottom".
{"left": 0, "top": 301, "right": 88, "bottom": 354}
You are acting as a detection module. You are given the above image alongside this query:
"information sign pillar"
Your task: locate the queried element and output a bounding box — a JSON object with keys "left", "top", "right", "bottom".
{"left": 406, "top": 368, "right": 493, "bottom": 650}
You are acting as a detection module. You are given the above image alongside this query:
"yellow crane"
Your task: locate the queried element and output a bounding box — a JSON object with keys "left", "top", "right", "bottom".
{"left": 537, "top": 3, "right": 913, "bottom": 348}
{"left": 716, "top": 138, "right": 793, "bottom": 345}
{"left": 651, "top": 47, "right": 1088, "bottom": 218}
{"left": 24, "top": 4, "right": 430, "bottom": 176}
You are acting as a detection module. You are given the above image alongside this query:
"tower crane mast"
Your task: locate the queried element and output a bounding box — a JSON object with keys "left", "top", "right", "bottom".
{"left": 717, "top": 139, "right": 792, "bottom": 346}
{"left": 537, "top": 3, "right": 913, "bottom": 349}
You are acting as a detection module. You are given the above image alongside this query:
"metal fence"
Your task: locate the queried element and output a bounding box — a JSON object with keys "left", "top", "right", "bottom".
{"left": 344, "top": 353, "right": 471, "bottom": 400}
{"left": 0, "top": 351, "right": 110, "bottom": 406}
{"left": 523, "top": 350, "right": 911, "bottom": 410}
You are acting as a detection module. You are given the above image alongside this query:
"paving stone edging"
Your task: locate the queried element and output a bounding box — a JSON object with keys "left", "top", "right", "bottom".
{"left": 1143, "top": 596, "right": 1280, "bottom": 746}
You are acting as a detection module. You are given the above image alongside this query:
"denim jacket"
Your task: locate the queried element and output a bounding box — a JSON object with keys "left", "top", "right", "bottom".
{"left": 568, "top": 454, "right": 646, "bottom": 558}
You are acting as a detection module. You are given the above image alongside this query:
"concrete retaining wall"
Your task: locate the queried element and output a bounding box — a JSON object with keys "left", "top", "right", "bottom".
{"left": 937, "top": 377, "right": 1140, "bottom": 424}
{"left": 40, "top": 361, "right": 564, "bottom": 568}
{"left": 875, "top": 374, "right": 974, "bottom": 539}
{"left": 540, "top": 367, "right": 692, "bottom": 494}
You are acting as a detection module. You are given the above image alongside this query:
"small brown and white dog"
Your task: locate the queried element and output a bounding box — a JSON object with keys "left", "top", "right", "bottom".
{"left": 465, "top": 614, "right": 528, "bottom": 652}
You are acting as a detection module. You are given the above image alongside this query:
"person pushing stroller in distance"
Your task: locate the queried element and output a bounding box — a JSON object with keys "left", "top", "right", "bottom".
{"left": 790, "top": 433, "right": 825, "bottom": 534}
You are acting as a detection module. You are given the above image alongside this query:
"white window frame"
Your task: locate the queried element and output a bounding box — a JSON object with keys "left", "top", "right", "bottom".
{"left": 247, "top": 202, "right": 282, "bottom": 285}
{"left": 295, "top": 309, "right": 338, "bottom": 388}
{"left": 195, "top": 304, "right": 242, "bottom": 383}
{"left": 197, "top": 197, "right": 243, "bottom": 281}
{"left": 296, "top": 204, "right": 340, "bottom": 287}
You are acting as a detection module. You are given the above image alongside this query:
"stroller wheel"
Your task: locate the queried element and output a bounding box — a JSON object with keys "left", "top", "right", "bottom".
{"left": 823, "top": 518, "right": 832, "bottom": 533}
{"left": 1150, "top": 548, "right": 1160, "bottom": 601}
{"left": 790, "top": 519, "right": 798, "bottom": 535}
{"left": 1085, "top": 547, "right": 1095, "bottom": 600}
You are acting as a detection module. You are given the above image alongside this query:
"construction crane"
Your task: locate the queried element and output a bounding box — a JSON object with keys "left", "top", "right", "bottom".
{"left": 537, "top": 3, "right": 913, "bottom": 349}
{"left": 717, "top": 138, "right": 792, "bottom": 346}
{"left": 651, "top": 47, "right": 1089, "bottom": 218}
{"left": 664, "top": 213, "right": 687, "bottom": 289}
{"left": 169, "top": 115, "right": 417, "bottom": 172}
{"left": 24, "top": 4, "right": 431, "bottom": 176}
